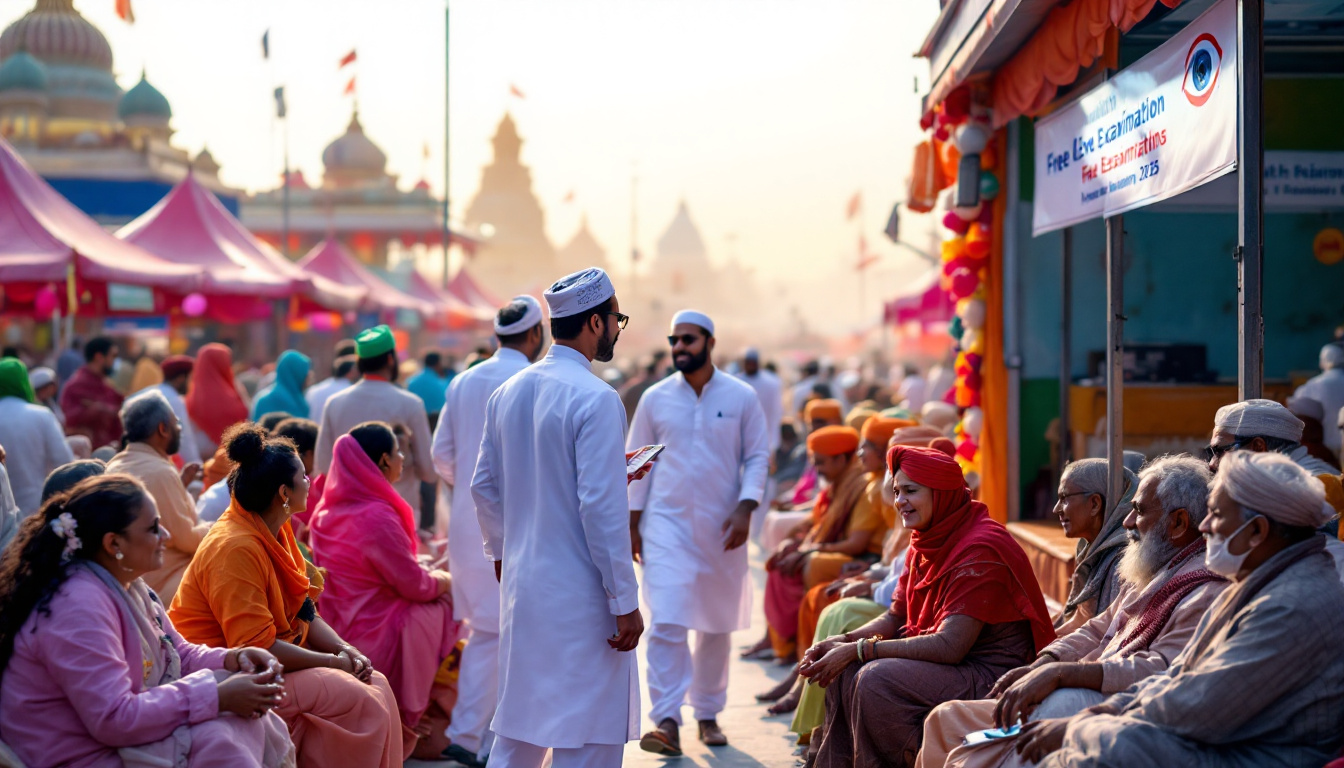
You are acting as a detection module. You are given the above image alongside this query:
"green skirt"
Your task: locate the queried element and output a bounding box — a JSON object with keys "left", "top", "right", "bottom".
{"left": 790, "top": 598, "right": 888, "bottom": 736}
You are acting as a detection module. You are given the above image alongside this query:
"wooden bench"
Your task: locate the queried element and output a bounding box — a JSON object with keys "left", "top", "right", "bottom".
{"left": 1008, "top": 519, "right": 1076, "bottom": 615}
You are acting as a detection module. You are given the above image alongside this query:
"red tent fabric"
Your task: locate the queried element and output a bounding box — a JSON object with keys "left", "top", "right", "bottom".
{"left": 296, "top": 237, "right": 430, "bottom": 317}
{"left": 401, "top": 268, "right": 494, "bottom": 328}
{"left": 446, "top": 267, "right": 501, "bottom": 311}
{"left": 884, "top": 269, "right": 954, "bottom": 330}
{"left": 0, "top": 136, "right": 201, "bottom": 291}
{"left": 117, "top": 174, "right": 362, "bottom": 312}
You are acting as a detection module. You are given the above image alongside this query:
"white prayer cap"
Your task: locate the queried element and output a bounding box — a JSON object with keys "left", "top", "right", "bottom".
{"left": 1321, "top": 343, "right": 1344, "bottom": 370}
{"left": 1214, "top": 450, "right": 1333, "bottom": 529}
{"left": 495, "top": 295, "right": 544, "bottom": 335}
{"left": 28, "top": 366, "right": 55, "bottom": 389}
{"left": 1287, "top": 395, "right": 1325, "bottom": 424}
{"left": 744, "top": 347, "right": 761, "bottom": 361}
{"left": 1214, "top": 399, "right": 1303, "bottom": 443}
{"left": 544, "top": 267, "right": 615, "bottom": 319}
{"left": 671, "top": 309, "right": 714, "bottom": 336}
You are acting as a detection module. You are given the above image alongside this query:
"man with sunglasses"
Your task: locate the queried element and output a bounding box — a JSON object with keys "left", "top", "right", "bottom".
{"left": 627, "top": 310, "right": 771, "bottom": 755}
{"left": 471, "top": 267, "right": 642, "bottom": 768}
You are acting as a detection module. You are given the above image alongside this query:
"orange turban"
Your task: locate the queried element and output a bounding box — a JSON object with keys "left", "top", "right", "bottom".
{"left": 861, "top": 417, "right": 915, "bottom": 448}
{"left": 804, "top": 398, "right": 844, "bottom": 424}
{"left": 807, "top": 425, "right": 860, "bottom": 456}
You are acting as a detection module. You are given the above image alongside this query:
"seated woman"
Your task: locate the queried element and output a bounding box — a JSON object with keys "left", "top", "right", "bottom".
{"left": 309, "top": 422, "right": 457, "bottom": 758}
{"left": 798, "top": 445, "right": 1052, "bottom": 768}
{"left": 0, "top": 474, "right": 292, "bottom": 768}
{"left": 1053, "top": 458, "right": 1137, "bottom": 636}
{"left": 169, "top": 424, "right": 402, "bottom": 768}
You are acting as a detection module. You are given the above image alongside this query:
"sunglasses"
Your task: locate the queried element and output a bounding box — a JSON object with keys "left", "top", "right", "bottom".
{"left": 1201, "top": 440, "right": 1245, "bottom": 462}
{"left": 667, "top": 334, "right": 702, "bottom": 347}
{"left": 607, "top": 312, "right": 630, "bottom": 330}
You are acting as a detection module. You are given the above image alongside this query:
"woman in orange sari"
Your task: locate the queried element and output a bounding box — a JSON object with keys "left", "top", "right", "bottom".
{"left": 170, "top": 423, "right": 402, "bottom": 768}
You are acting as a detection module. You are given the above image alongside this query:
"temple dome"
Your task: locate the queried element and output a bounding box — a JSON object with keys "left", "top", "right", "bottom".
{"left": 0, "top": 0, "right": 113, "bottom": 72}
{"left": 322, "top": 111, "right": 387, "bottom": 182}
{"left": 0, "top": 51, "right": 47, "bottom": 92}
{"left": 118, "top": 72, "right": 170, "bottom": 120}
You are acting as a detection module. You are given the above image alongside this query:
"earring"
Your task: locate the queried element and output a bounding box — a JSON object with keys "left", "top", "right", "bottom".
{"left": 114, "top": 551, "right": 132, "bottom": 573}
{"left": 283, "top": 500, "right": 291, "bottom": 515}
{"left": 115, "top": 552, "right": 123, "bottom": 560}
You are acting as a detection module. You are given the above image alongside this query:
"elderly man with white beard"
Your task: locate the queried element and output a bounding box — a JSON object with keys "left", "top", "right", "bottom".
{"left": 1037, "top": 451, "right": 1344, "bottom": 768}
{"left": 916, "top": 455, "right": 1228, "bottom": 768}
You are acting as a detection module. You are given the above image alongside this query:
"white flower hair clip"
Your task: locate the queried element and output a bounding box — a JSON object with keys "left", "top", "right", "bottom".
{"left": 49, "top": 512, "right": 81, "bottom": 562}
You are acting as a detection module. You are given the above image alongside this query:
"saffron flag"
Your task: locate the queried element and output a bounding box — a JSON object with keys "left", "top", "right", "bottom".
{"left": 339, "top": 49, "right": 357, "bottom": 68}
{"left": 273, "top": 87, "right": 286, "bottom": 118}
{"left": 509, "top": 83, "right": 525, "bottom": 99}
{"left": 344, "top": 76, "right": 356, "bottom": 96}
{"left": 845, "top": 191, "right": 862, "bottom": 221}
{"left": 115, "top": 0, "right": 134, "bottom": 22}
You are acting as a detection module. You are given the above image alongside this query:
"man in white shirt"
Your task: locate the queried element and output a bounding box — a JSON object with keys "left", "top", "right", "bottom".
{"left": 0, "top": 359, "right": 74, "bottom": 515}
{"left": 431, "top": 295, "right": 547, "bottom": 768}
{"left": 472, "top": 267, "right": 643, "bottom": 768}
{"left": 629, "top": 310, "right": 770, "bottom": 754}
{"left": 151, "top": 355, "right": 202, "bottom": 466}
{"left": 305, "top": 339, "right": 358, "bottom": 425}
{"left": 736, "top": 347, "right": 783, "bottom": 453}
{"left": 1294, "top": 343, "right": 1344, "bottom": 453}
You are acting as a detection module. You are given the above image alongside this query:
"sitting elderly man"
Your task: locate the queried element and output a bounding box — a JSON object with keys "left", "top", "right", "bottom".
{"left": 1207, "top": 398, "right": 1344, "bottom": 514}
{"left": 1030, "top": 451, "right": 1344, "bottom": 767}
{"left": 104, "top": 390, "right": 210, "bottom": 604}
{"left": 915, "top": 455, "right": 1228, "bottom": 768}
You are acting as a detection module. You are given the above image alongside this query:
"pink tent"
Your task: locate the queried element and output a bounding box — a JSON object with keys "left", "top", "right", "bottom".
{"left": 446, "top": 266, "right": 501, "bottom": 311}
{"left": 296, "top": 237, "right": 430, "bottom": 318}
{"left": 0, "top": 136, "right": 201, "bottom": 313}
{"left": 401, "top": 268, "right": 494, "bottom": 328}
{"left": 883, "top": 269, "right": 954, "bottom": 330}
{"left": 118, "top": 174, "right": 362, "bottom": 317}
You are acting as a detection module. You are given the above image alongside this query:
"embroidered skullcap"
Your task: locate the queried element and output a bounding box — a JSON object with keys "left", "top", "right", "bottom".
{"left": 495, "top": 295, "right": 544, "bottom": 335}
{"left": 1214, "top": 399, "right": 1304, "bottom": 443}
{"left": 1287, "top": 395, "right": 1326, "bottom": 424}
{"left": 1214, "top": 450, "right": 1332, "bottom": 529}
{"left": 807, "top": 425, "right": 860, "bottom": 456}
{"left": 671, "top": 309, "right": 714, "bottom": 337}
{"left": 544, "top": 267, "right": 615, "bottom": 319}
{"left": 160, "top": 355, "right": 194, "bottom": 380}
{"left": 804, "top": 399, "right": 844, "bottom": 424}
{"left": 27, "top": 366, "right": 55, "bottom": 390}
{"left": 887, "top": 445, "right": 967, "bottom": 491}
{"left": 355, "top": 324, "right": 396, "bottom": 359}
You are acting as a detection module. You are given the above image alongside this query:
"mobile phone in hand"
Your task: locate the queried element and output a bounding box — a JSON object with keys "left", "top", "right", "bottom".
{"left": 626, "top": 445, "right": 665, "bottom": 477}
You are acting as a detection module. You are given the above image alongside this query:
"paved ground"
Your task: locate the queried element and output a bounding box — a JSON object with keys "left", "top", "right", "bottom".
{"left": 411, "top": 543, "right": 800, "bottom": 768}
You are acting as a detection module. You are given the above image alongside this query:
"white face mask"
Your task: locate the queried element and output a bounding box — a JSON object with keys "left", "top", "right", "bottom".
{"left": 1204, "top": 514, "right": 1262, "bottom": 578}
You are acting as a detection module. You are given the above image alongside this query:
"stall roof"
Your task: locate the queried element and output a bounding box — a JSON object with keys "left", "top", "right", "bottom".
{"left": 884, "top": 269, "right": 955, "bottom": 329}
{"left": 118, "top": 174, "right": 363, "bottom": 310}
{"left": 399, "top": 268, "right": 496, "bottom": 323}
{"left": 0, "top": 136, "right": 201, "bottom": 289}
{"left": 296, "top": 237, "right": 430, "bottom": 317}
{"left": 446, "top": 267, "right": 502, "bottom": 311}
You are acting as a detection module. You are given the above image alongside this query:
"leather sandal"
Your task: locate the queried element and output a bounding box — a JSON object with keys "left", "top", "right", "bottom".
{"left": 639, "top": 719, "right": 682, "bottom": 757}
{"left": 698, "top": 720, "right": 728, "bottom": 747}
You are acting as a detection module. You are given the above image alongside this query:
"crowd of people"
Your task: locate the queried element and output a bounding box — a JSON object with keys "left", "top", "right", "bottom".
{"left": 0, "top": 264, "right": 1342, "bottom": 768}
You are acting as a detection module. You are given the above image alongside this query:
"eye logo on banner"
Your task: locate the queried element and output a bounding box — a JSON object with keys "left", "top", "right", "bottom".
{"left": 1183, "top": 33, "right": 1223, "bottom": 106}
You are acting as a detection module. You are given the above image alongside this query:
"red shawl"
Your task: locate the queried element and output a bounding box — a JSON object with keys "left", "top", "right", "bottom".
{"left": 888, "top": 445, "right": 1055, "bottom": 652}
{"left": 185, "top": 343, "right": 249, "bottom": 445}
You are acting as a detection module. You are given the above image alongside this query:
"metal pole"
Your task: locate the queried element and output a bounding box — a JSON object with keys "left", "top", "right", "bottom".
{"left": 441, "top": 2, "right": 452, "bottom": 289}
{"left": 1059, "top": 227, "right": 1073, "bottom": 480}
{"left": 629, "top": 167, "right": 638, "bottom": 299}
{"left": 1105, "top": 215, "right": 1125, "bottom": 510}
{"left": 1236, "top": 0, "right": 1264, "bottom": 400}
{"left": 281, "top": 113, "right": 290, "bottom": 258}
{"left": 1003, "top": 123, "right": 1022, "bottom": 521}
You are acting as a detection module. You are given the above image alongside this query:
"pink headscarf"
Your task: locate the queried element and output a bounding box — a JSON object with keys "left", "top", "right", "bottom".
{"left": 310, "top": 434, "right": 417, "bottom": 556}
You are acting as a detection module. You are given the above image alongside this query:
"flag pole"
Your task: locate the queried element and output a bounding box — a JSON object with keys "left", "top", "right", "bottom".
{"left": 281, "top": 107, "right": 290, "bottom": 258}
{"left": 441, "top": 2, "right": 452, "bottom": 289}
{"left": 629, "top": 164, "right": 638, "bottom": 302}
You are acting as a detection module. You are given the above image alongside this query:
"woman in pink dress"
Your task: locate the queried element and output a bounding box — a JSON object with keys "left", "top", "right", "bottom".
{"left": 0, "top": 474, "right": 293, "bottom": 768}
{"left": 309, "top": 422, "right": 458, "bottom": 759}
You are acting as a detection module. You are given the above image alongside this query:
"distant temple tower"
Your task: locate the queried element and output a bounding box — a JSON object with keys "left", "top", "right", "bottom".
{"left": 557, "top": 214, "right": 608, "bottom": 275}
{"left": 651, "top": 200, "right": 713, "bottom": 299}
{"left": 463, "top": 113, "right": 557, "bottom": 296}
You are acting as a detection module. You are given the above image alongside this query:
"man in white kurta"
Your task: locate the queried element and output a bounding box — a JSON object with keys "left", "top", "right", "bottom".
{"left": 431, "top": 295, "right": 546, "bottom": 765}
{"left": 629, "top": 311, "right": 769, "bottom": 752}
{"left": 471, "top": 267, "right": 642, "bottom": 768}
{"left": 735, "top": 347, "right": 783, "bottom": 453}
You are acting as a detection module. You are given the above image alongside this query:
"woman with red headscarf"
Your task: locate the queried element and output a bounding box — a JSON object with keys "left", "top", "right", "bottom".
{"left": 798, "top": 445, "right": 1052, "bottom": 768}
{"left": 185, "top": 343, "right": 250, "bottom": 456}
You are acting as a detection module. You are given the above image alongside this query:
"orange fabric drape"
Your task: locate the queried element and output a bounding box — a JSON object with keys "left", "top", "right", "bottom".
{"left": 980, "top": 131, "right": 1010, "bottom": 523}
{"left": 990, "top": 0, "right": 1185, "bottom": 126}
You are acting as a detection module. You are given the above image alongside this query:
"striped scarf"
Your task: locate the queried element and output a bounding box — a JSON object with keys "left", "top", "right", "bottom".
{"left": 1114, "top": 539, "right": 1224, "bottom": 654}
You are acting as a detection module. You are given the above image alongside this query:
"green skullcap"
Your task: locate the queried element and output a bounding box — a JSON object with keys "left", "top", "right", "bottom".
{"left": 355, "top": 324, "right": 396, "bottom": 359}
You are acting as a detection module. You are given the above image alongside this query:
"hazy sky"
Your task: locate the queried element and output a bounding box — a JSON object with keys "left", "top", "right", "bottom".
{"left": 4, "top": 0, "right": 942, "bottom": 331}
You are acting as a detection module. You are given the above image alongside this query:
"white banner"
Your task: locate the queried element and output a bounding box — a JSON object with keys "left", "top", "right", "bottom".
{"left": 1032, "top": 0, "right": 1237, "bottom": 236}
{"left": 1266, "top": 151, "right": 1344, "bottom": 209}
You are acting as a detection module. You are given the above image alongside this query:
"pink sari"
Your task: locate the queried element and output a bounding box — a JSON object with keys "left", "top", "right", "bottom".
{"left": 308, "top": 435, "right": 459, "bottom": 732}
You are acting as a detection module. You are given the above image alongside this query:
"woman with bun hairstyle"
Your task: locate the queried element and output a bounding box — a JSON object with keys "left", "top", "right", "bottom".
{"left": 0, "top": 474, "right": 293, "bottom": 768}
{"left": 310, "top": 421, "right": 457, "bottom": 758}
{"left": 169, "top": 424, "right": 402, "bottom": 768}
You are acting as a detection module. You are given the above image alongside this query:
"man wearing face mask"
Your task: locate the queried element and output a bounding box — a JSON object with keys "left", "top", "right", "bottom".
{"left": 315, "top": 324, "right": 437, "bottom": 518}
{"left": 627, "top": 310, "right": 771, "bottom": 754}
{"left": 1038, "top": 451, "right": 1344, "bottom": 768}
{"left": 59, "top": 336, "right": 125, "bottom": 451}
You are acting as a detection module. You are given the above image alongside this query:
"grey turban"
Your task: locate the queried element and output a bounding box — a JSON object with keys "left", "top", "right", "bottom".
{"left": 1214, "top": 451, "right": 1333, "bottom": 529}
{"left": 1214, "top": 399, "right": 1304, "bottom": 443}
